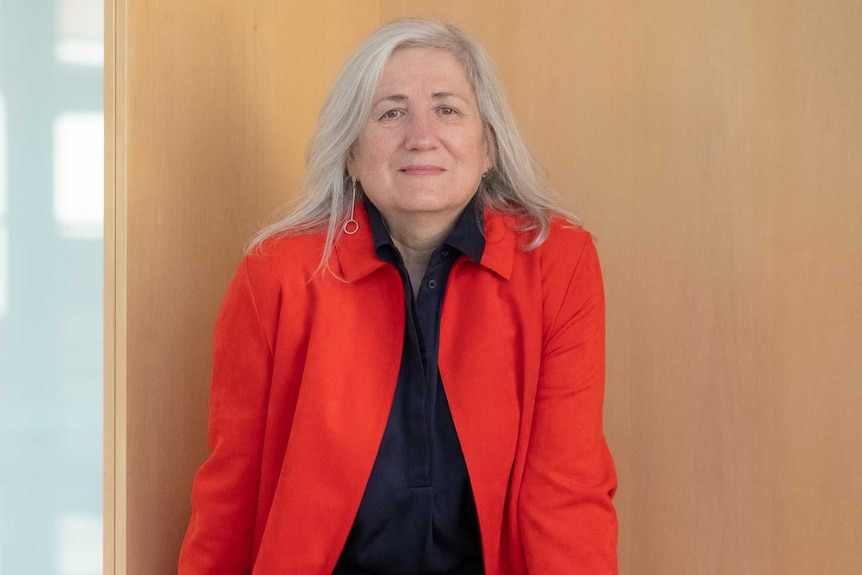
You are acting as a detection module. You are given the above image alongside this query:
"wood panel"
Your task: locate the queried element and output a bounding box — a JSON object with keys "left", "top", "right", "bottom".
{"left": 108, "top": 1, "right": 862, "bottom": 573}
{"left": 107, "top": 1, "right": 379, "bottom": 573}
{"left": 104, "top": 0, "right": 126, "bottom": 572}
{"left": 380, "top": 1, "right": 862, "bottom": 573}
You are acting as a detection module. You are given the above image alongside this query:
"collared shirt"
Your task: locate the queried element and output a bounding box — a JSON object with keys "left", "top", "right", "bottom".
{"left": 334, "top": 196, "right": 485, "bottom": 575}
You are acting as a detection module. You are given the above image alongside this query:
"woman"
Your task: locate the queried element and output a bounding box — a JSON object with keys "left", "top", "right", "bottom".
{"left": 179, "top": 18, "right": 617, "bottom": 575}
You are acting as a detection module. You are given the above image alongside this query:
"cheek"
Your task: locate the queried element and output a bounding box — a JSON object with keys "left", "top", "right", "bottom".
{"left": 460, "top": 128, "right": 490, "bottom": 168}
{"left": 354, "top": 136, "right": 394, "bottom": 177}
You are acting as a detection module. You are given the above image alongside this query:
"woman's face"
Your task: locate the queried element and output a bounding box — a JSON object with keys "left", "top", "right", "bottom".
{"left": 348, "top": 48, "right": 491, "bottom": 227}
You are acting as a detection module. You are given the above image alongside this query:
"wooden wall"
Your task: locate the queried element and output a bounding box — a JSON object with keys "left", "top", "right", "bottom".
{"left": 105, "top": 2, "right": 380, "bottom": 573}
{"left": 106, "top": 1, "right": 862, "bottom": 573}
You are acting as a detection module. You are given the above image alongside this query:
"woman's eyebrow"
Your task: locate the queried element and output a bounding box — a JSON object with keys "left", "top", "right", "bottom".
{"left": 372, "top": 92, "right": 470, "bottom": 107}
{"left": 431, "top": 91, "right": 469, "bottom": 103}
{"left": 372, "top": 94, "right": 409, "bottom": 107}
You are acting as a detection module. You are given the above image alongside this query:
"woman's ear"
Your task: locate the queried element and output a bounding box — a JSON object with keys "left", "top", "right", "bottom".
{"left": 483, "top": 124, "right": 497, "bottom": 173}
{"left": 346, "top": 147, "right": 357, "bottom": 180}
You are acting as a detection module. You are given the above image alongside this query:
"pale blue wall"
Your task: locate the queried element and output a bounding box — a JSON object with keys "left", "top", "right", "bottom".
{"left": 0, "top": 1, "right": 103, "bottom": 573}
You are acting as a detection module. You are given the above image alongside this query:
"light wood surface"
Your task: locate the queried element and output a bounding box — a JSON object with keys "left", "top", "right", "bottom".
{"left": 380, "top": 3, "right": 862, "bottom": 572}
{"left": 105, "top": 2, "right": 379, "bottom": 573}
{"left": 106, "top": 1, "right": 862, "bottom": 573}
{"left": 103, "top": 0, "right": 126, "bottom": 573}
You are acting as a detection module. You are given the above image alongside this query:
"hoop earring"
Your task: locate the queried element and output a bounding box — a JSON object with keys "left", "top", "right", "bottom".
{"left": 343, "top": 179, "right": 359, "bottom": 235}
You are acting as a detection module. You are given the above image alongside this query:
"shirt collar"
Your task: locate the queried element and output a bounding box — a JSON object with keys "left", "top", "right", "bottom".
{"left": 335, "top": 200, "right": 515, "bottom": 282}
{"left": 364, "top": 194, "right": 485, "bottom": 264}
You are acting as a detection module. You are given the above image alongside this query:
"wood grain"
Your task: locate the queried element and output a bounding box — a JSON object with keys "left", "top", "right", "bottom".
{"left": 107, "top": 1, "right": 862, "bottom": 573}
{"left": 108, "top": 2, "right": 378, "bottom": 573}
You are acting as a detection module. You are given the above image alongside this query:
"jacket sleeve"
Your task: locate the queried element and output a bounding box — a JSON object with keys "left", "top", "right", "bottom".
{"left": 179, "top": 258, "right": 274, "bottom": 574}
{"left": 519, "top": 233, "right": 618, "bottom": 574}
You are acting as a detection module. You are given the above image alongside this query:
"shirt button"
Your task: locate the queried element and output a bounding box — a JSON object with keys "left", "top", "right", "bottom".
{"left": 441, "top": 249, "right": 450, "bottom": 259}
{"left": 427, "top": 279, "right": 438, "bottom": 290}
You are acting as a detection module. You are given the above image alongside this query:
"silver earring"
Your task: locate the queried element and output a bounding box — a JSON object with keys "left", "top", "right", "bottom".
{"left": 343, "top": 179, "right": 359, "bottom": 235}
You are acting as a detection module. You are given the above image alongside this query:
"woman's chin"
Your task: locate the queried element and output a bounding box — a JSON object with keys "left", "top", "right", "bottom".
{"left": 388, "top": 191, "right": 474, "bottom": 216}
{"left": 392, "top": 200, "right": 468, "bottom": 220}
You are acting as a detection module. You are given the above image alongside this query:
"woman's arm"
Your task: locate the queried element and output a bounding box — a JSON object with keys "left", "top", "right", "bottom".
{"left": 179, "top": 258, "right": 275, "bottom": 574}
{"left": 519, "top": 233, "right": 618, "bottom": 574}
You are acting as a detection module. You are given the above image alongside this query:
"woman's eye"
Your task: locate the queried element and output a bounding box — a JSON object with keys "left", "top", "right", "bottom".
{"left": 439, "top": 106, "right": 456, "bottom": 115}
{"left": 381, "top": 109, "right": 402, "bottom": 119}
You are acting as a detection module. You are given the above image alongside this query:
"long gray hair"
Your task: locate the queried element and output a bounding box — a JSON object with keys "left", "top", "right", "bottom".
{"left": 247, "top": 18, "right": 575, "bottom": 266}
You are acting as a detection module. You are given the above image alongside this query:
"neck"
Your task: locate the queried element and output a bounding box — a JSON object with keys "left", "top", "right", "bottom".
{"left": 382, "top": 211, "right": 459, "bottom": 295}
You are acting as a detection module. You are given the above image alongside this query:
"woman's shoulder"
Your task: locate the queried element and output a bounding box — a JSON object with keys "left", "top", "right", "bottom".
{"left": 514, "top": 213, "right": 600, "bottom": 288}
{"left": 497, "top": 210, "right": 594, "bottom": 262}
{"left": 488, "top": 208, "right": 591, "bottom": 248}
{"left": 545, "top": 214, "right": 592, "bottom": 245}
{"left": 483, "top": 208, "right": 597, "bottom": 283}
{"left": 535, "top": 216, "right": 602, "bottom": 298}
{"left": 241, "top": 230, "right": 329, "bottom": 287}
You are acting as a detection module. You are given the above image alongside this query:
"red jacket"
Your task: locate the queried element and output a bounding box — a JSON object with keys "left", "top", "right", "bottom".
{"left": 179, "top": 204, "right": 617, "bottom": 574}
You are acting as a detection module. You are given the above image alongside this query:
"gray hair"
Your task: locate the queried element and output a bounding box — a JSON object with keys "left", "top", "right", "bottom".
{"left": 247, "top": 18, "right": 576, "bottom": 267}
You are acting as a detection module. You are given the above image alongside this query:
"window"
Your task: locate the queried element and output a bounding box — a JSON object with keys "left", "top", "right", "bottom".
{"left": 0, "top": 1, "right": 103, "bottom": 573}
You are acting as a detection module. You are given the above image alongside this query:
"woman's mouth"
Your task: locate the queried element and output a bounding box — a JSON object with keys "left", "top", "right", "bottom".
{"left": 400, "top": 165, "right": 445, "bottom": 176}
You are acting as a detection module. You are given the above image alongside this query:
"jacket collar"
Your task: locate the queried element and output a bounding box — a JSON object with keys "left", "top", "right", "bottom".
{"left": 365, "top": 195, "right": 486, "bottom": 265}
{"left": 335, "top": 201, "right": 516, "bottom": 282}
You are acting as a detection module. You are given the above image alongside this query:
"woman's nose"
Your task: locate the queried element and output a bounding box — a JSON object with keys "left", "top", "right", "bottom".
{"left": 403, "top": 112, "right": 437, "bottom": 150}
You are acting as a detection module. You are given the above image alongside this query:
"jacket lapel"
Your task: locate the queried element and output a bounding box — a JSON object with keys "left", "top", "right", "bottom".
{"left": 256, "top": 207, "right": 522, "bottom": 573}
{"left": 439, "top": 210, "right": 522, "bottom": 572}
{"left": 255, "top": 205, "right": 406, "bottom": 573}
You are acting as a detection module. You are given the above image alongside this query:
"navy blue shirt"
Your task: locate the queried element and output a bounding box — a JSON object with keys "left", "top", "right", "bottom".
{"left": 334, "top": 197, "right": 485, "bottom": 575}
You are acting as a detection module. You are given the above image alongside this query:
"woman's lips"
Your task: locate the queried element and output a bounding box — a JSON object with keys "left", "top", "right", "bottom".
{"left": 400, "top": 165, "right": 445, "bottom": 176}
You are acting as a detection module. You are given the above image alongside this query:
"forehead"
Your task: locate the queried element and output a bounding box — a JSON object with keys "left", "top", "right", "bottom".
{"left": 374, "top": 47, "right": 474, "bottom": 97}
